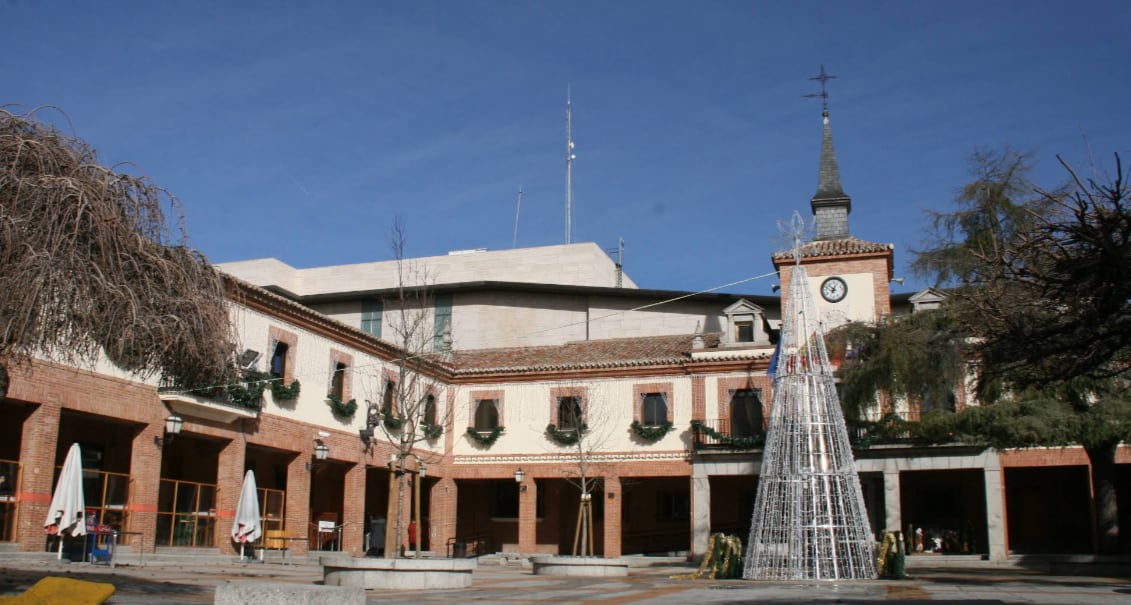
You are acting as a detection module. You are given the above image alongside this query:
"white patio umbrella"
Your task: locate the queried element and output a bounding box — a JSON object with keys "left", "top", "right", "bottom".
{"left": 231, "top": 470, "right": 261, "bottom": 559}
{"left": 44, "top": 443, "right": 86, "bottom": 559}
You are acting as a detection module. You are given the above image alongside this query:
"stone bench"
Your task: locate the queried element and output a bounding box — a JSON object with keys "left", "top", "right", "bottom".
{"left": 321, "top": 556, "right": 477, "bottom": 590}
{"left": 530, "top": 556, "right": 630, "bottom": 577}
{"left": 214, "top": 581, "right": 364, "bottom": 605}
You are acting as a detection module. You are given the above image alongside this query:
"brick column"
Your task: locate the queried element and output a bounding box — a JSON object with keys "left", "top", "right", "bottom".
{"left": 127, "top": 420, "right": 165, "bottom": 553}
{"left": 285, "top": 455, "right": 311, "bottom": 556}
{"left": 517, "top": 475, "right": 537, "bottom": 555}
{"left": 215, "top": 438, "right": 246, "bottom": 555}
{"left": 341, "top": 462, "right": 366, "bottom": 555}
{"left": 602, "top": 476, "right": 622, "bottom": 558}
{"left": 16, "top": 402, "right": 61, "bottom": 552}
{"left": 429, "top": 477, "right": 457, "bottom": 556}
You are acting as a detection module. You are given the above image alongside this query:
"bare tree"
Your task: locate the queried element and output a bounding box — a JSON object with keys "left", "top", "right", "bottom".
{"left": 364, "top": 218, "right": 451, "bottom": 559}
{"left": 545, "top": 381, "right": 616, "bottom": 557}
{"left": 0, "top": 108, "right": 234, "bottom": 397}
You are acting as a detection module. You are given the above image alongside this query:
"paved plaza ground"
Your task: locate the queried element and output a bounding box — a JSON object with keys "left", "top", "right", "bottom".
{"left": 1, "top": 556, "right": 1130, "bottom": 604}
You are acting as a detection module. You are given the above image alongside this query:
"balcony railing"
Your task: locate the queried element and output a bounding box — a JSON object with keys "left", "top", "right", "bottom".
{"left": 691, "top": 419, "right": 767, "bottom": 451}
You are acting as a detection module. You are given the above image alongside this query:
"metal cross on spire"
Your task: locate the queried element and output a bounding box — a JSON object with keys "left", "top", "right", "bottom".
{"left": 804, "top": 64, "right": 838, "bottom": 113}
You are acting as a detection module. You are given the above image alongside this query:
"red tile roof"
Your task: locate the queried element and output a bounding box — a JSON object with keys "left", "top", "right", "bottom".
{"left": 771, "top": 237, "right": 893, "bottom": 261}
{"left": 451, "top": 333, "right": 725, "bottom": 374}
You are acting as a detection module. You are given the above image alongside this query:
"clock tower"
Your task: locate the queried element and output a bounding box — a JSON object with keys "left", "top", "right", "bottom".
{"left": 771, "top": 100, "right": 894, "bottom": 329}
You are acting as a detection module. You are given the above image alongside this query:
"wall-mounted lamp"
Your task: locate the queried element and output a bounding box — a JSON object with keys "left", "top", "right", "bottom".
{"left": 359, "top": 428, "right": 374, "bottom": 446}
{"left": 307, "top": 439, "right": 330, "bottom": 470}
{"left": 890, "top": 277, "right": 905, "bottom": 285}
{"left": 771, "top": 284, "right": 781, "bottom": 293}
{"left": 514, "top": 467, "right": 526, "bottom": 492}
{"left": 154, "top": 414, "right": 183, "bottom": 448}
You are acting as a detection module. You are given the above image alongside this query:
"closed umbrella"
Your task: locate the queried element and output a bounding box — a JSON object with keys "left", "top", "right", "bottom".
{"left": 44, "top": 443, "right": 86, "bottom": 559}
{"left": 232, "top": 470, "right": 261, "bottom": 559}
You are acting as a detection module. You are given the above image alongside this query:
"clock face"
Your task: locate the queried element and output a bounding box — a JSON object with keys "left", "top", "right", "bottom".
{"left": 820, "top": 276, "right": 847, "bottom": 303}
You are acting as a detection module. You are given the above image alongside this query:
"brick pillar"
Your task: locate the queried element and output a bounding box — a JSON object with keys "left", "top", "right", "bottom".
{"left": 16, "top": 402, "right": 61, "bottom": 551}
{"left": 430, "top": 477, "right": 457, "bottom": 556}
{"left": 341, "top": 462, "right": 366, "bottom": 555}
{"left": 127, "top": 420, "right": 165, "bottom": 554}
{"left": 215, "top": 438, "right": 246, "bottom": 555}
{"left": 691, "top": 376, "right": 706, "bottom": 420}
{"left": 517, "top": 475, "right": 537, "bottom": 555}
{"left": 286, "top": 454, "right": 311, "bottom": 556}
{"left": 602, "top": 476, "right": 622, "bottom": 558}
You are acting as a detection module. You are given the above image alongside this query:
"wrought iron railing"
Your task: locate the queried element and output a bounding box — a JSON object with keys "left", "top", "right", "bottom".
{"left": 691, "top": 419, "right": 767, "bottom": 451}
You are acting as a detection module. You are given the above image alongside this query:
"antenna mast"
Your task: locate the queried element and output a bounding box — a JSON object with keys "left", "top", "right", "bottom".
{"left": 512, "top": 186, "right": 523, "bottom": 248}
{"left": 565, "top": 86, "right": 575, "bottom": 244}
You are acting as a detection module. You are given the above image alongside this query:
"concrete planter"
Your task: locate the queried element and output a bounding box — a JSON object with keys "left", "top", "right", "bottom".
{"left": 530, "top": 556, "right": 629, "bottom": 577}
{"left": 321, "top": 556, "right": 477, "bottom": 590}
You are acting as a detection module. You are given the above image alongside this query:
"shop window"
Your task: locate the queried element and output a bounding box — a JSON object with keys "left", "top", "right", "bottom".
{"left": 641, "top": 392, "right": 668, "bottom": 427}
{"left": 657, "top": 491, "right": 689, "bottom": 522}
{"left": 474, "top": 399, "right": 499, "bottom": 431}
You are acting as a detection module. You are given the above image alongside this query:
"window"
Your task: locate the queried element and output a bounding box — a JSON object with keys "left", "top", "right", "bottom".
{"left": 557, "top": 396, "right": 583, "bottom": 430}
{"left": 657, "top": 491, "right": 690, "bottom": 522}
{"left": 735, "top": 320, "right": 754, "bottom": 343}
{"left": 269, "top": 341, "right": 288, "bottom": 378}
{"left": 424, "top": 394, "right": 437, "bottom": 426}
{"left": 490, "top": 481, "right": 519, "bottom": 518}
{"left": 474, "top": 399, "right": 499, "bottom": 431}
{"left": 729, "top": 389, "right": 764, "bottom": 438}
{"left": 381, "top": 379, "right": 396, "bottom": 414}
{"left": 329, "top": 361, "right": 347, "bottom": 399}
{"left": 361, "top": 300, "right": 382, "bottom": 338}
{"left": 641, "top": 392, "right": 668, "bottom": 427}
{"left": 433, "top": 294, "right": 452, "bottom": 350}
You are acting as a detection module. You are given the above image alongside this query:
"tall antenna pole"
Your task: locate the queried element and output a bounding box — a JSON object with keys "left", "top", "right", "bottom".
{"left": 512, "top": 186, "right": 523, "bottom": 248}
{"left": 565, "top": 86, "right": 575, "bottom": 244}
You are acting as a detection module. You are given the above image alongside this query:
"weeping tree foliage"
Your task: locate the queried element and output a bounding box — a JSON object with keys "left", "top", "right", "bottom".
{"left": 838, "top": 147, "right": 1131, "bottom": 553}
{"left": 0, "top": 108, "right": 235, "bottom": 396}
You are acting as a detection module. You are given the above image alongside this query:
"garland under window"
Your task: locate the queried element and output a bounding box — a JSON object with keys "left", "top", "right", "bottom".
{"left": 630, "top": 420, "right": 673, "bottom": 442}
{"left": 270, "top": 378, "right": 301, "bottom": 402}
{"left": 326, "top": 393, "right": 358, "bottom": 417}
{"left": 227, "top": 371, "right": 268, "bottom": 409}
{"left": 689, "top": 420, "right": 765, "bottom": 449}
{"left": 381, "top": 406, "right": 403, "bottom": 431}
{"left": 422, "top": 422, "right": 444, "bottom": 440}
{"left": 545, "top": 423, "right": 588, "bottom": 446}
{"left": 466, "top": 425, "right": 504, "bottom": 447}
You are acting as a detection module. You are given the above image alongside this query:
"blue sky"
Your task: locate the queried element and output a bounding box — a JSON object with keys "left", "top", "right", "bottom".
{"left": 5, "top": 1, "right": 1128, "bottom": 295}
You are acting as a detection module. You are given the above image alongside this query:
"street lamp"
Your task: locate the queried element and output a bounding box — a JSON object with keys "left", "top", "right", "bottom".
{"left": 155, "top": 414, "right": 183, "bottom": 448}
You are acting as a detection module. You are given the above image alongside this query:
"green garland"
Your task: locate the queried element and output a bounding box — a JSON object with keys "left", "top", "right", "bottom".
{"left": 466, "top": 425, "right": 504, "bottom": 447}
{"left": 381, "top": 406, "right": 403, "bottom": 431}
{"left": 689, "top": 420, "right": 765, "bottom": 449}
{"left": 545, "top": 423, "right": 588, "bottom": 446}
{"left": 227, "top": 371, "right": 267, "bottom": 409}
{"left": 326, "top": 393, "right": 357, "bottom": 417}
{"left": 630, "top": 420, "right": 673, "bottom": 442}
{"left": 270, "top": 378, "right": 301, "bottom": 402}
{"left": 422, "top": 422, "right": 444, "bottom": 440}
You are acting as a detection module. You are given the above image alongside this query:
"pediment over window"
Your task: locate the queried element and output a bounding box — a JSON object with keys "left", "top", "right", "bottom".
{"left": 721, "top": 299, "right": 770, "bottom": 346}
{"left": 909, "top": 288, "right": 948, "bottom": 313}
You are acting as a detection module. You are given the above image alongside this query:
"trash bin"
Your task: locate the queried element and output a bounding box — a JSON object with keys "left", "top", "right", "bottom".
{"left": 452, "top": 541, "right": 467, "bottom": 558}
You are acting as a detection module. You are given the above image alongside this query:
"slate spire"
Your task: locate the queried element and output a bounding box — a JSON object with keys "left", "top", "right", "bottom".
{"left": 810, "top": 108, "right": 853, "bottom": 240}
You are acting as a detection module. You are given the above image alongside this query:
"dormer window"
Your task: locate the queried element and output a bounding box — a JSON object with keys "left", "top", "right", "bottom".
{"left": 722, "top": 299, "right": 769, "bottom": 347}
